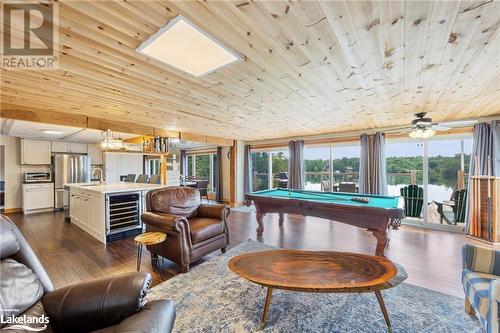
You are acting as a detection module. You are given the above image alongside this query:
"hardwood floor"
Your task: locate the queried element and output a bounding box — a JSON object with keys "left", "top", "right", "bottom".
{"left": 6, "top": 209, "right": 465, "bottom": 298}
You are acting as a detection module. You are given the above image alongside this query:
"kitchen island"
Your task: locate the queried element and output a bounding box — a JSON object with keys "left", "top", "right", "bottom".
{"left": 67, "top": 183, "right": 165, "bottom": 243}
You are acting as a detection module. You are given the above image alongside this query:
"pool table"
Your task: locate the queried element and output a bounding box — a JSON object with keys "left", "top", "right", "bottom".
{"left": 245, "top": 189, "right": 404, "bottom": 256}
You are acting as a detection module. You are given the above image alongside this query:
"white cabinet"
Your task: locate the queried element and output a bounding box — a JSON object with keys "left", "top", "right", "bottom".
{"left": 69, "top": 188, "right": 105, "bottom": 242}
{"left": 21, "top": 139, "right": 51, "bottom": 165}
{"left": 105, "top": 170, "right": 119, "bottom": 184}
{"left": 79, "top": 195, "right": 90, "bottom": 228}
{"left": 69, "top": 192, "right": 79, "bottom": 223}
{"left": 118, "top": 154, "right": 143, "bottom": 176}
{"left": 103, "top": 152, "right": 144, "bottom": 184}
{"left": 88, "top": 144, "right": 102, "bottom": 164}
{"left": 70, "top": 143, "right": 87, "bottom": 154}
{"left": 51, "top": 141, "right": 70, "bottom": 153}
{"left": 88, "top": 193, "right": 105, "bottom": 237}
{"left": 104, "top": 152, "right": 119, "bottom": 170}
{"left": 51, "top": 141, "right": 87, "bottom": 154}
{"left": 22, "top": 183, "right": 54, "bottom": 213}
{"left": 104, "top": 152, "right": 142, "bottom": 183}
{"left": 104, "top": 152, "right": 119, "bottom": 183}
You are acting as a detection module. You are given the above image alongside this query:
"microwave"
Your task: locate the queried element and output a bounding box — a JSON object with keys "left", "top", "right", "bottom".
{"left": 24, "top": 172, "right": 52, "bottom": 183}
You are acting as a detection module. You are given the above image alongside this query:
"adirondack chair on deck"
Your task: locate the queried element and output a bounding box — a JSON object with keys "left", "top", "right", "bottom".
{"left": 400, "top": 185, "right": 424, "bottom": 218}
{"left": 435, "top": 189, "right": 467, "bottom": 225}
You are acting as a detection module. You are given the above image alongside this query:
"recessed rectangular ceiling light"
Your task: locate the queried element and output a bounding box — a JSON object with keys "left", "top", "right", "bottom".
{"left": 137, "top": 15, "right": 241, "bottom": 77}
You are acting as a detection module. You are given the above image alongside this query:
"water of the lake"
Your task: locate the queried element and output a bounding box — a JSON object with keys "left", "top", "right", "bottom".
{"left": 304, "top": 183, "right": 453, "bottom": 203}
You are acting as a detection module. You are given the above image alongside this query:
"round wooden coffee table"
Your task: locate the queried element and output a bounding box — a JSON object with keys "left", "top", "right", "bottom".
{"left": 228, "top": 250, "right": 406, "bottom": 330}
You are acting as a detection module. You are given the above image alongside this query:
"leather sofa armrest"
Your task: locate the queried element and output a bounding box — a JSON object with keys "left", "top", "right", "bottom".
{"left": 197, "top": 204, "right": 230, "bottom": 220}
{"left": 41, "top": 272, "right": 151, "bottom": 333}
{"left": 141, "top": 212, "right": 187, "bottom": 233}
{"left": 112, "top": 300, "right": 176, "bottom": 333}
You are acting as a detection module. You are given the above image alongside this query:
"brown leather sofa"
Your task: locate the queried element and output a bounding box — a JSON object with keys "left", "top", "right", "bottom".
{"left": 142, "top": 187, "right": 230, "bottom": 273}
{"left": 0, "top": 215, "right": 175, "bottom": 333}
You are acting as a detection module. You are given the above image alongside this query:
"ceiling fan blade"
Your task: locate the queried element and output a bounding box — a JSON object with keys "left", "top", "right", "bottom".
{"left": 438, "top": 120, "right": 478, "bottom": 127}
{"left": 431, "top": 125, "right": 451, "bottom": 131}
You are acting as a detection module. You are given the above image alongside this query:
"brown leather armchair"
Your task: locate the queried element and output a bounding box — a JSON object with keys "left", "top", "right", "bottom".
{"left": 0, "top": 215, "right": 175, "bottom": 333}
{"left": 142, "top": 187, "right": 230, "bottom": 273}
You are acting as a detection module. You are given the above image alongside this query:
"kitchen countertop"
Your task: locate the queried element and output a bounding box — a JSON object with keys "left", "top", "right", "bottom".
{"left": 67, "top": 182, "right": 166, "bottom": 194}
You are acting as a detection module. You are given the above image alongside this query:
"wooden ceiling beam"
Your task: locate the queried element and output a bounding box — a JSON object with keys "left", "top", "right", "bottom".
{"left": 0, "top": 105, "right": 234, "bottom": 146}
{"left": 0, "top": 107, "right": 88, "bottom": 128}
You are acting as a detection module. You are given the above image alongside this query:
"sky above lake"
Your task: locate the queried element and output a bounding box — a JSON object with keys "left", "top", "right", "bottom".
{"left": 303, "top": 138, "right": 473, "bottom": 159}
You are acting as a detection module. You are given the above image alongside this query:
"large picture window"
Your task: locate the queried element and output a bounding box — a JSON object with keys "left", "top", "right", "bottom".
{"left": 304, "top": 146, "right": 330, "bottom": 191}
{"left": 254, "top": 143, "right": 362, "bottom": 192}
{"left": 249, "top": 134, "right": 471, "bottom": 231}
{"left": 251, "top": 151, "right": 269, "bottom": 191}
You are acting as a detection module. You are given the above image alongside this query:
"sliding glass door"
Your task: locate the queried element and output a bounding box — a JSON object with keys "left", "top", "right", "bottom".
{"left": 186, "top": 153, "right": 218, "bottom": 193}
{"left": 386, "top": 135, "right": 472, "bottom": 230}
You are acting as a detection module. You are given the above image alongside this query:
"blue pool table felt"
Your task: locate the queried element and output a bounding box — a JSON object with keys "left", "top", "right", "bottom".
{"left": 250, "top": 189, "right": 400, "bottom": 209}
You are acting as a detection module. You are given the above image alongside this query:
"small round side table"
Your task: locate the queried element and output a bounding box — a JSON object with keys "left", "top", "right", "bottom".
{"left": 134, "top": 232, "right": 167, "bottom": 276}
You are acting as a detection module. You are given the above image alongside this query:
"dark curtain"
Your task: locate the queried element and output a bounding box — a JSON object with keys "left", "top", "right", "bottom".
{"left": 493, "top": 121, "right": 500, "bottom": 176}
{"left": 180, "top": 150, "right": 187, "bottom": 177}
{"left": 465, "top": 121, "right": 500, "bottom": 232}
{"left": 215, "top": 147, "right": 223, "bottom": 202}
{"left": 359, "top": 132, "right": 387, "bottom": 195}
{"left": 288, "top": 140, "right": 304, "bottom": 189}
{"left": 244, "top": 145, "right": 252, "bottom": 196}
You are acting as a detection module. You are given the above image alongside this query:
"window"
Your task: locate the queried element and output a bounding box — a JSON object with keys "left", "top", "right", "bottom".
{"left": 304, "top": 146, "right": 330, "bottom": 191}
{"left": 271, "top": 150, "right": 289, "bottom": 188}
{"left": 145, "top": 156, "right": 161, "bottom": 176}
{"left": 332, "top": 144, "right": 360, "bottom": 192}
{"left": 195, "top": 155, "right": 210, "bottom": 181}
{"left": 251, "top": 151, "right": 269, "bottom": 191}
{"left": 186, "top": 153, "right": 217, "bottom": 193}
{"left": 187, "top": 155, "right": 194, "bottom": 178}
{"left": 386, "top": 141, "right": 424, "bottom": 197}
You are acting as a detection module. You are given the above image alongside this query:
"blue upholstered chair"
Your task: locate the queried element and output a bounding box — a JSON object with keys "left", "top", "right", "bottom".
{"left": 462, "top": 243, "right": 500, "bottom": 333}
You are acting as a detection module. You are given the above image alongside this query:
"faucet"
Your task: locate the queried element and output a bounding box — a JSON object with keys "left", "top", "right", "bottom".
{"left": 92, "top": 167, "right": 104, "bottom": 184}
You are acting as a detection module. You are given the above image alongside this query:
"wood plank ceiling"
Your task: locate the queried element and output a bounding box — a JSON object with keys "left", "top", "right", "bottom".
{"left": 1, "top": 1, "right": 499, "bottom": 140}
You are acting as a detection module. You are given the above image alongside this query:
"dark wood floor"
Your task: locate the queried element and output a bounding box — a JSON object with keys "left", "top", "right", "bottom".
{"left": 6, "top": 209, "right": 465, "bottom": 298}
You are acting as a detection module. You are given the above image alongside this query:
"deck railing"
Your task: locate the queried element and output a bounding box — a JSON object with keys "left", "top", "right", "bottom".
{"left": 251, "top": 170, "right": 467, "bottom": 192}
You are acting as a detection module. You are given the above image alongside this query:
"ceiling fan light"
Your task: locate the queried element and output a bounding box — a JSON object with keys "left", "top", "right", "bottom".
{"left": 409, "top": 128, "right": 435, "bottom": 139}
{"left": 422, "top": 129, "right": 436, "bottom": 138}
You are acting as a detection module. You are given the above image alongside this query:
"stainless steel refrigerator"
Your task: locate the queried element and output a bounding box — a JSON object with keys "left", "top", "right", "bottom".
{"left": 54, "top": 154, "right": 90, "bottom": 210}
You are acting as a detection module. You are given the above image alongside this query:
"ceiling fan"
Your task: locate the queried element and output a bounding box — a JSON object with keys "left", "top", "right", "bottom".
{"left": 400, "top": 112, "right": 477, "bottom": 139}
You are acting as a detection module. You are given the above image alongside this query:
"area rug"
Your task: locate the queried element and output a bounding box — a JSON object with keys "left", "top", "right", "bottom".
{"left": 231, "top": 205, "right": 256, "bottom": 213}
{"left": 146, "top": 240, "right": 481, "bottom": 332}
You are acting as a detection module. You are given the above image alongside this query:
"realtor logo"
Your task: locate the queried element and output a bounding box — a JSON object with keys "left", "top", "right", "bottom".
{"left": 1, "top": 0, "right": 59, "bottom": 70}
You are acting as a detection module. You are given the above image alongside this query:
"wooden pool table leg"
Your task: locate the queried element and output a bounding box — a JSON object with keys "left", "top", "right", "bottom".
{"left": 371, "top": 229, "right": 388, "bottom": 257}
{"left": 256, "top": 212, "right": 265, "bottom": 234}
{"left": 278, "top": 213, "right": 284, "bottom": 227}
